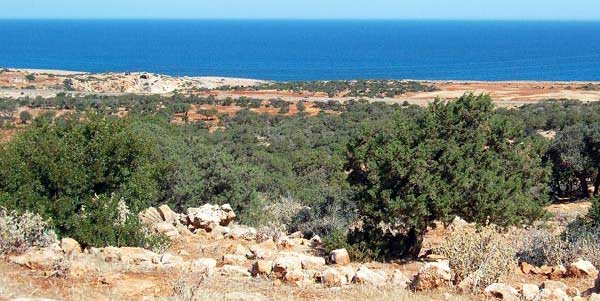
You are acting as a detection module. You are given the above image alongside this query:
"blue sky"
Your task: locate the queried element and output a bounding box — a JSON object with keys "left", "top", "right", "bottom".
{"left": 2, "top": 0, "right": 600, "bottom": 20}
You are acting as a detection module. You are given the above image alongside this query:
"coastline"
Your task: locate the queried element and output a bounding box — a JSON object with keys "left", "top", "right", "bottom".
{"left": 2, "top": 68, "right": 600, "bottom": 105}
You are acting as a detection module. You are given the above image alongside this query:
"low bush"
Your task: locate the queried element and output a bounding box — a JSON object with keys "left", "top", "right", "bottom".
{"left": 517, "top": 221, "right": 600, "bottom": 268}
{"left": 516, "top": 227, "right": 567, "bottom": 266}
{"left": 437, "top": 224, "right": 517, "bottom": 292}
{"left": 0, "top": 207, "right": 57, "bottom": 254}
{"left": 71, "top": 194, "right": 170, "bottom": 251}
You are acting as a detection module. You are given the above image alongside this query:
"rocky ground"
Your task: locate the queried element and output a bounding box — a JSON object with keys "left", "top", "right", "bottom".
{"left": 1, "top": 202, "right": 599, "bottom": 301}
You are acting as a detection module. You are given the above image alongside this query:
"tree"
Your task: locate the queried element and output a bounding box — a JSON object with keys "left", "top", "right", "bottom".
{"left": 346, "top": 94, "right": 550, "bottom": 260}
{"left": 25, "top": 74, "right": 36, "bottom": 81}
{"left": 19, "top": 111, "right": 32, "bottom": 124}
{"left": 547, "top": 123, "right": 600, "bottom": 198}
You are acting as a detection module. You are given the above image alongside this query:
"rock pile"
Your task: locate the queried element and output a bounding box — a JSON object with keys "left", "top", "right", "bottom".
{"left": 139, "top": 204, "right": 236, "bottom": 239}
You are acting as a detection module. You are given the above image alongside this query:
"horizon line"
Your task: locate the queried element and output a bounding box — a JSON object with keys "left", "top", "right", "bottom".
{"left": 1, "top": 17, "right": 600, "bottom": 22}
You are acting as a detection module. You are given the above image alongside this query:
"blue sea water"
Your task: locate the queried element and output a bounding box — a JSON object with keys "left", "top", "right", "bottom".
{"left": 1, "top": 20, "right": 600, "bottom": 81}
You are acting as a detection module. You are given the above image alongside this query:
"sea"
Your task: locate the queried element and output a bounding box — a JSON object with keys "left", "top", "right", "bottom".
{"left": 1, "top": 20, "right": 600, "bottom": 81}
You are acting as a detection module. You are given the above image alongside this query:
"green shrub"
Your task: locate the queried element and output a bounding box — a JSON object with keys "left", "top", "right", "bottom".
{"left": 0, "top": 114, "right": 165, "bottom": 248}
{"left": 71, "top": 194, "right": 169, "bottom": 250}
{"left": 345, "top": 94, "right": 550, "bottom": 260}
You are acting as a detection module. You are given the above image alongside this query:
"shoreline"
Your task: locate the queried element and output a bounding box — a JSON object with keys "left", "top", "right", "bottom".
{"left": 4, "top": 68, "right": 600, "bottom": 84}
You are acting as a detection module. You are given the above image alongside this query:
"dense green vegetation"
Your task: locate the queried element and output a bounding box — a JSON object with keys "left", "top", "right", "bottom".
{"left": 218, "top": 80, "right": 438, "bottom": 98}
{"left": 1, "top": 94, "right": 600, "bottom": 259}
{"left": 343, "top": 94, "right": 549, "bottom": 259}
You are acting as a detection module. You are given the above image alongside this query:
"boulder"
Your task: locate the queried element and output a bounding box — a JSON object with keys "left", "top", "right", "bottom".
{"left": 338, "top": 266, "right": 357, "bottom": 284}
{"left": 60, "top": 238, "right": 82, "bottom": 255}
{"left": 157, "top": 204, "right": 178, "bottom": 223}
{"left": 275, "top": 235, "right": 296, "bottom": 250}
{"left": 549, "top": 265, "right": 567, "bottom": 279}
{"left": 539, "top": 265, "right": 554, "bottom": 275}
{"left": 390, "top": 270, "right": 410, "bottom": 289}
{"left": 219, "top": 265, "right": 251, "bottom": 277}
{"left": 251, "top": 260, "right": 272, "bottom": 277}
{"left": 300, "top": 255, "right": 326, "bottom": 270}
{"left": 272, "top": 256, "right": 302, "bottom": 279}
{"left": 521, "top": 283, "right": 540, "bottom": 301}
{"left": 189, "top": 258, "right": 217, "bottom": 276}
{"left": 329, "top": 249, "right": 351, "bottom": 265}
{"left": 542, "top": 280, "right": 568, "bottom": 291}
{"left": 100, "top": 247, "right": 156, "bottom": 264}
{"left": 98, "top": 273, "right": 123, "bottom": 285}
{"left": 227, "top": 225, "right": 257, "bottom": 240}
{"left": 249, "top": 240, "right": 278, "bottom": 260}
{"left": 521, "top": 261, "right": 535, "bottom": 274}
{"left": 566, "top": 287, "right": 580, "bottom": 297}
{"left": 223, "top": 254, "right": 247, "bottom": 266}
{"left": 138, "top": 207, "right": 162, "bottom": 226}
{"left": 9, "top": 298, "right": 60, "bottom": 301}
{"left": 226, "top": 244, "right": 249, "bottom": 256}
{"left": 413, "top": 260, "right": 452, "bottom": 290}
{"left": 318, "top": 268, "right": 347, "bottom": 287}
{"left": 540, "top": 280, "right": 569, "bottom": 301}
{"left": 352, "top": 266, "right": 387, "bottom": 286}
{"left": 153, "top": 222, "right": 181, "bottom": 239}
{"left": 223, "top": 292, "right": 266, "bottom": 301}
{"left": 186, "top": 204, "right": 236, "bottom": 232}
{"left": 154, "top": 253, "right": 184, "bottom": 266}
{"left": 289, "top": 231, "right": 303, "bottom": 239}
{"left": 568, "top": 259, "right": 599, "bottom": 278}
{"left": 484, "top": 283, "right": 519, "bottom": 301}
{"left": 309, "top": 235, "right": 322, "bottom": 247}
{"left": 9, "top": 247, "right": 62, "bottom": 270}
{"left": 448, "top": 216, "right": 470, "bottom": 231}
{"left": 539, "top": 288, "right": 569, "bottom": 301}
{"left": 283, "top": 269, "right": 305, "bottom": 283}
